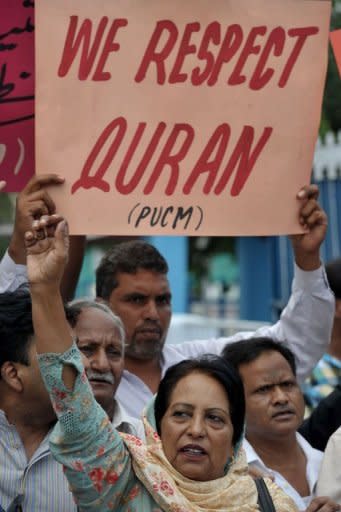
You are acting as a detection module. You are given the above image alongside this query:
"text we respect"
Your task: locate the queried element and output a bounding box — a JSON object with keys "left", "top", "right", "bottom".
{"left": 58, "top": 16, "right": 318, "bottom": 88}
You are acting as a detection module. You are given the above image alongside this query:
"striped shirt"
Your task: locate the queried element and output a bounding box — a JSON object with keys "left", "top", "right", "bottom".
{"left": 304, "top": 353, "right": 341, "bottom": 409}
{"left": 0, "top": 411, "right": 76, "bottom": 512}
{"left": 0, "top": 403, "right": 142, "bottom": 511}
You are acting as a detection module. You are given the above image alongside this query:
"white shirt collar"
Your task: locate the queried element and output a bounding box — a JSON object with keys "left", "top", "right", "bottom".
{"left": 244, "top": 432, "right": 323, "bottom": 509}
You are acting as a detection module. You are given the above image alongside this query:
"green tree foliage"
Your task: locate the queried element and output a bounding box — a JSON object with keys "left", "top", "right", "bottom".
{"left": 322, "top": 1, "right": 341, "bottom": 134}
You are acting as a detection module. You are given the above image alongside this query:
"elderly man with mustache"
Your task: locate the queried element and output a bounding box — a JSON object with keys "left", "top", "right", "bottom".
{"left": 66, "top": 299, "right": 143, "bottom": 436}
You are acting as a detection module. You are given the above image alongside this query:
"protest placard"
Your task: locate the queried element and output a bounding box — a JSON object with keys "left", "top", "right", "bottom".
{"left": 330, "top": 29, "right": 341, "bottom": 77}
{"left": 0, "top": 0, "right": 35, "bottom": 192}
{"left": 35, "top": 0, "right": 331, "bottom": 235}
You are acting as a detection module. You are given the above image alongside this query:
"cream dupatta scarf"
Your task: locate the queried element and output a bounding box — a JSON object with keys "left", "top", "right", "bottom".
{"left": 122, "top": 400, "right": 265, "bottom": 512}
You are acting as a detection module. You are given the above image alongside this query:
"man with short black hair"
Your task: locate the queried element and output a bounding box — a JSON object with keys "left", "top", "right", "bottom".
{"left": 0, "top": 288, "right": 76, "bottom": 512}
{"left": 222, "top": 337, "right": 337, "bottom": 511}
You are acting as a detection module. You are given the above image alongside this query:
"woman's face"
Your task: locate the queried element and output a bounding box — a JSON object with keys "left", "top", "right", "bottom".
{"left": 160, "top": 371, "right": 234, "bottom": 481}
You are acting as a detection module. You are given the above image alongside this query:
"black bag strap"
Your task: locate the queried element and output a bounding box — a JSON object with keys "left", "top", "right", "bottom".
{"left": 255, "top": 477, "right": 276, "bottom": 512}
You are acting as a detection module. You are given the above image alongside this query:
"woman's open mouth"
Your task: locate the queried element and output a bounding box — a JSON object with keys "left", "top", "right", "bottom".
{"left": 179, "top": 444, "right": 208, "bottom": 460}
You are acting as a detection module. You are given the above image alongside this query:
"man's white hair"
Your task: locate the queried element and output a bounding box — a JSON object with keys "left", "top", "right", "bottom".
{"left": 68, "top": 298, "right": 125, "bottom": 350}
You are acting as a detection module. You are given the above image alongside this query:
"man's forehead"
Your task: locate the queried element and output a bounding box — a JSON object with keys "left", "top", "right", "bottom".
{"left": 239, "top": 351, "right": 295, "bottom": 381}
{"left": 76, "top": 306, "right": 118, "bottom": 325}
{"left": 115, "top": 270, "right": 170, "bottom": 292}
{"left": 74, "top": 319, "right": 120, "bottom": 335}
{"left": 74, "top": 309, "right": 123, "bottom": 339}
{"left": 76, "top": 332, "right": 122, "bottom": 347}
{"left": 74, "top": 325, "right": 124, "bottom": 348}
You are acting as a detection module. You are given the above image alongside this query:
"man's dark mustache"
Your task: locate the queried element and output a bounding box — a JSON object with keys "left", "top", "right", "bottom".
{"left": 272, "top": 406, "right": 295, "bottom": 417}
{"left": 136, "top": 322, "right": 162, "bottom": 334}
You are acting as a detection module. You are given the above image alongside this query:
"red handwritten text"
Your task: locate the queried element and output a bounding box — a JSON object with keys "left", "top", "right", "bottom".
{"left": 58, "top": 16, "right": 128, "bottom": 80}
{"left": 71, "top": 118, "right": 273, "bottom": 196}
{"left": 135, "top": 22, "right": 318, "bottom": 89}
{"left": 56, "top": 17, "right": 318, "bottom": 90}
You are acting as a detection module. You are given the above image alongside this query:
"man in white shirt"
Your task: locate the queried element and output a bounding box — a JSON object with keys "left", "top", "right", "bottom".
{"left": 0, "top": 175, "right": 334, "bottom": 418}
{"left": 222, "top": 338, "right": 339, "bottom": 512}
{"left": 0, "top": 288, "right": 76, "bottom": 512}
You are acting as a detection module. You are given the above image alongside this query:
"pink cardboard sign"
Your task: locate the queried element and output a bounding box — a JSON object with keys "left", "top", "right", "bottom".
{"left": 330, "top": 29, "right": 341, "bottom": 77}
{"left": 35, "top": 0, "right": 331, "bottom": 236}
{"left": 0, "top": 1, "right": 35, "bottom": 192}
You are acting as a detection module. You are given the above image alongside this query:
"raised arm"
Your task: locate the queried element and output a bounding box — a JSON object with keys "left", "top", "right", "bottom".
{"left": 181, "top": 185, "right": 333, "bottom": 385}
{"left": 25, "top": 214, "right": 76, "bottom": 386}
{"left": 250, "top": 185, "right": 333, "bottom": 383}
{"left": 275, "top": 184, "right": 333, "bottom": 383}
{"left": 25, "top": 215, "right": 139, "bottom": 511}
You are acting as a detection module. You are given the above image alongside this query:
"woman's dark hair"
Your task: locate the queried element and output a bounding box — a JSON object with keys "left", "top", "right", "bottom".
{"left": 154, "top": 355, "right": 245, "bottom": 445}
